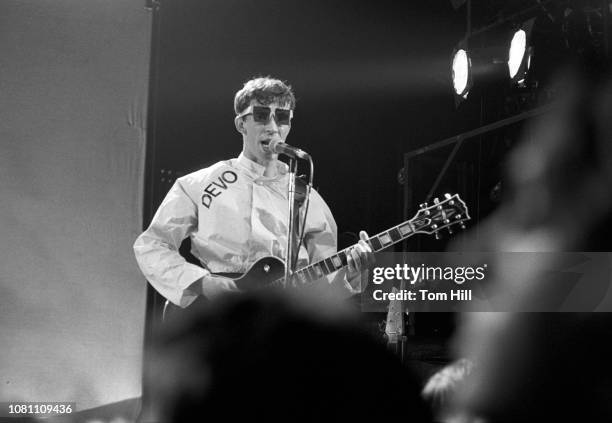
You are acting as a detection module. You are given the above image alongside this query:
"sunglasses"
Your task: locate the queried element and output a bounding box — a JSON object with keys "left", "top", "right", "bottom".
{"left": 238, "top": 105, "right": 293, "bottom": 126}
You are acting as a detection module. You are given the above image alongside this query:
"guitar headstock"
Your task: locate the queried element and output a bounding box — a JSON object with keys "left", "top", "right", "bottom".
{"left": 411, "top": 193, "right": 470, "bottom": 239}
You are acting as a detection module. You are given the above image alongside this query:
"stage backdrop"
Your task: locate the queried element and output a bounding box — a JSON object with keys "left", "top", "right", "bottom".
{"left": 0, "top": 0, "right": 149, "bottom": 411}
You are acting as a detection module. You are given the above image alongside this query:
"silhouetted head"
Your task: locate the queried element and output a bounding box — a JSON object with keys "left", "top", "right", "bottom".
{"left": 145, "top": 291, "right": 432, "bottom": 422}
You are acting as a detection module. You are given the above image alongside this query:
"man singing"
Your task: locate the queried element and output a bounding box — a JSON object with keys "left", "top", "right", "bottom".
{"left": 134, "top": 76, "right": 373, "bottom": 308}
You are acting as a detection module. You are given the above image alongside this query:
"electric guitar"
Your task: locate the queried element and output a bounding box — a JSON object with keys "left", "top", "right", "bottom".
{"left": 233, "top": 193, "right": 470, "bottom": 291}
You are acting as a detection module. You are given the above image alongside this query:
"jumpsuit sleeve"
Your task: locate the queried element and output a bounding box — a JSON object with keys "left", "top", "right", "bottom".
{"left": 133, "top": 179, "right": 209, "bottom": 308}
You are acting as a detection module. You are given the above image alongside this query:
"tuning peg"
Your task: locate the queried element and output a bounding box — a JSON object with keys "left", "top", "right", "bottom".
{"left": 448, "top": 227, "right": 453, "bottom": 235}
{"left": 444, "top": 193, "right": 452, "bottom": 199}
{"left": 431, "top": 224, "right": 438, "bottom": 230}
{"left": 435, "top": 231, "right": 442, "bottom": 240}
{"left": 443, "top": 219, "right": 450, "bottom": 224}
{"left": 460, "top": 222, "right": 466, "bottom": 230}
{"left": 433, "top": 198, "right": 440, "bottom": 204}
{"left": 419, "top": 202, "right": 428, "bottom": 209}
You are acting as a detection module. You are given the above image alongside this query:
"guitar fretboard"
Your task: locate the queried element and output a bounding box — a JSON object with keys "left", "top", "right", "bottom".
{"left": 264, "top": 193, "right": 467, "bottom": 289}
{"left": 270, "top": 219, "right": 417, "bottom": 288}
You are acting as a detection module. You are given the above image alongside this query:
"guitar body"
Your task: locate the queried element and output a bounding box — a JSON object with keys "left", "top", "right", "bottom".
{"left": 233, "top": 256, "right": 286, "bottom": 292}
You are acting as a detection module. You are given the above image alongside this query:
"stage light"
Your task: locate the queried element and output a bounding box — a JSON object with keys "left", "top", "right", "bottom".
{"left": 452, "top": 47, "right": 472, "bottom": 99}
{"left": 507, "top": 18, "right": 535, "bottom": 85}
{"left": 451, "top": 18, "right": 536, "bottom": 103}
{"left": 508, "top": 30, "right": 526, "bottom": 78}
{"left": 450, "top": 35, "right": 508, "bottom": 103}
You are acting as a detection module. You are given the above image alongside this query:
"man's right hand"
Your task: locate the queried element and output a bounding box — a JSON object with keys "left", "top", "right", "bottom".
{"left": 201, "top": 275, "right": 239, "bottom": 299}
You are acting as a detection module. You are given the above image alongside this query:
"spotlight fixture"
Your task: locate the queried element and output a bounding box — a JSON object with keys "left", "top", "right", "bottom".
{"left": 451, "top": 35, "right": 508, "bottom": 104}
{"left": 451, "top": 17, "right": 536, "bottom": 103}
{"left": 507, "top": 18, "right": 535, "bottom": 85}
{"left": 452, "top": 45, "right": 472, "bottom": 100}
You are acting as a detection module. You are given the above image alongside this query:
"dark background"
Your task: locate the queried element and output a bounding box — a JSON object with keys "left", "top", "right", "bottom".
{"left": 149, "top": 1, "right": 464, "bottom": 240}
{"left": 146, "top": 0, "right": 610, "bottom": 338}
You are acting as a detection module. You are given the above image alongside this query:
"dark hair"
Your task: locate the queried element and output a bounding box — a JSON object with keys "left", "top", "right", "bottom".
{"left": 234, "top": 76, "right": 296, "bottom": 115}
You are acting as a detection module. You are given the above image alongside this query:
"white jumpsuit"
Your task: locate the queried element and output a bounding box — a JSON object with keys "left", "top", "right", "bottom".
{"left": 134, "top": 153, "right": 356, "bottom": 307}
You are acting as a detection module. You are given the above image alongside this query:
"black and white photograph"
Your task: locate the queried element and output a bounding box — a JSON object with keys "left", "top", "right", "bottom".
{"left": 2, "top": 1, "right": 612, "bottom": 422}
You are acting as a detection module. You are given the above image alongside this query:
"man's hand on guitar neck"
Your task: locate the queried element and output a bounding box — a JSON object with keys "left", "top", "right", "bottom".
{"left": 345, "top": 230, "right": 375, "bottom": 293}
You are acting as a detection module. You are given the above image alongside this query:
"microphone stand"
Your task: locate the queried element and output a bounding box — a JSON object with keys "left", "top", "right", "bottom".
{"left": 284, "top": 157, "right": 298, "bottom": 286}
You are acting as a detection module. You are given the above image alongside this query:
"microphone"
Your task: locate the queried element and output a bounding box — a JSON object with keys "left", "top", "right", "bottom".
{"left": 267, "top": 139, "right": 311, "bottom": 160}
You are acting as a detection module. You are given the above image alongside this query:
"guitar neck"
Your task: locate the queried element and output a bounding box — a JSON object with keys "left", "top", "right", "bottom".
{"left": 292, "top": 220, "right": 415, "bottom": 283}
{"left": 279, "top": 193, "right": 468, "bottom": 287}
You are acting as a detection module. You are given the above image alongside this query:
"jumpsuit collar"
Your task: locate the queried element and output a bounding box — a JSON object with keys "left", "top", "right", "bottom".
{"left": 236, "top": 152, "right": 288, "bottom": 182}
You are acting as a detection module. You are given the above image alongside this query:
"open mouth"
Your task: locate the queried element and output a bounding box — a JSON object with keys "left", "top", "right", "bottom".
{"left": 261, "top": 140, "right": 271, "bottom": 150}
